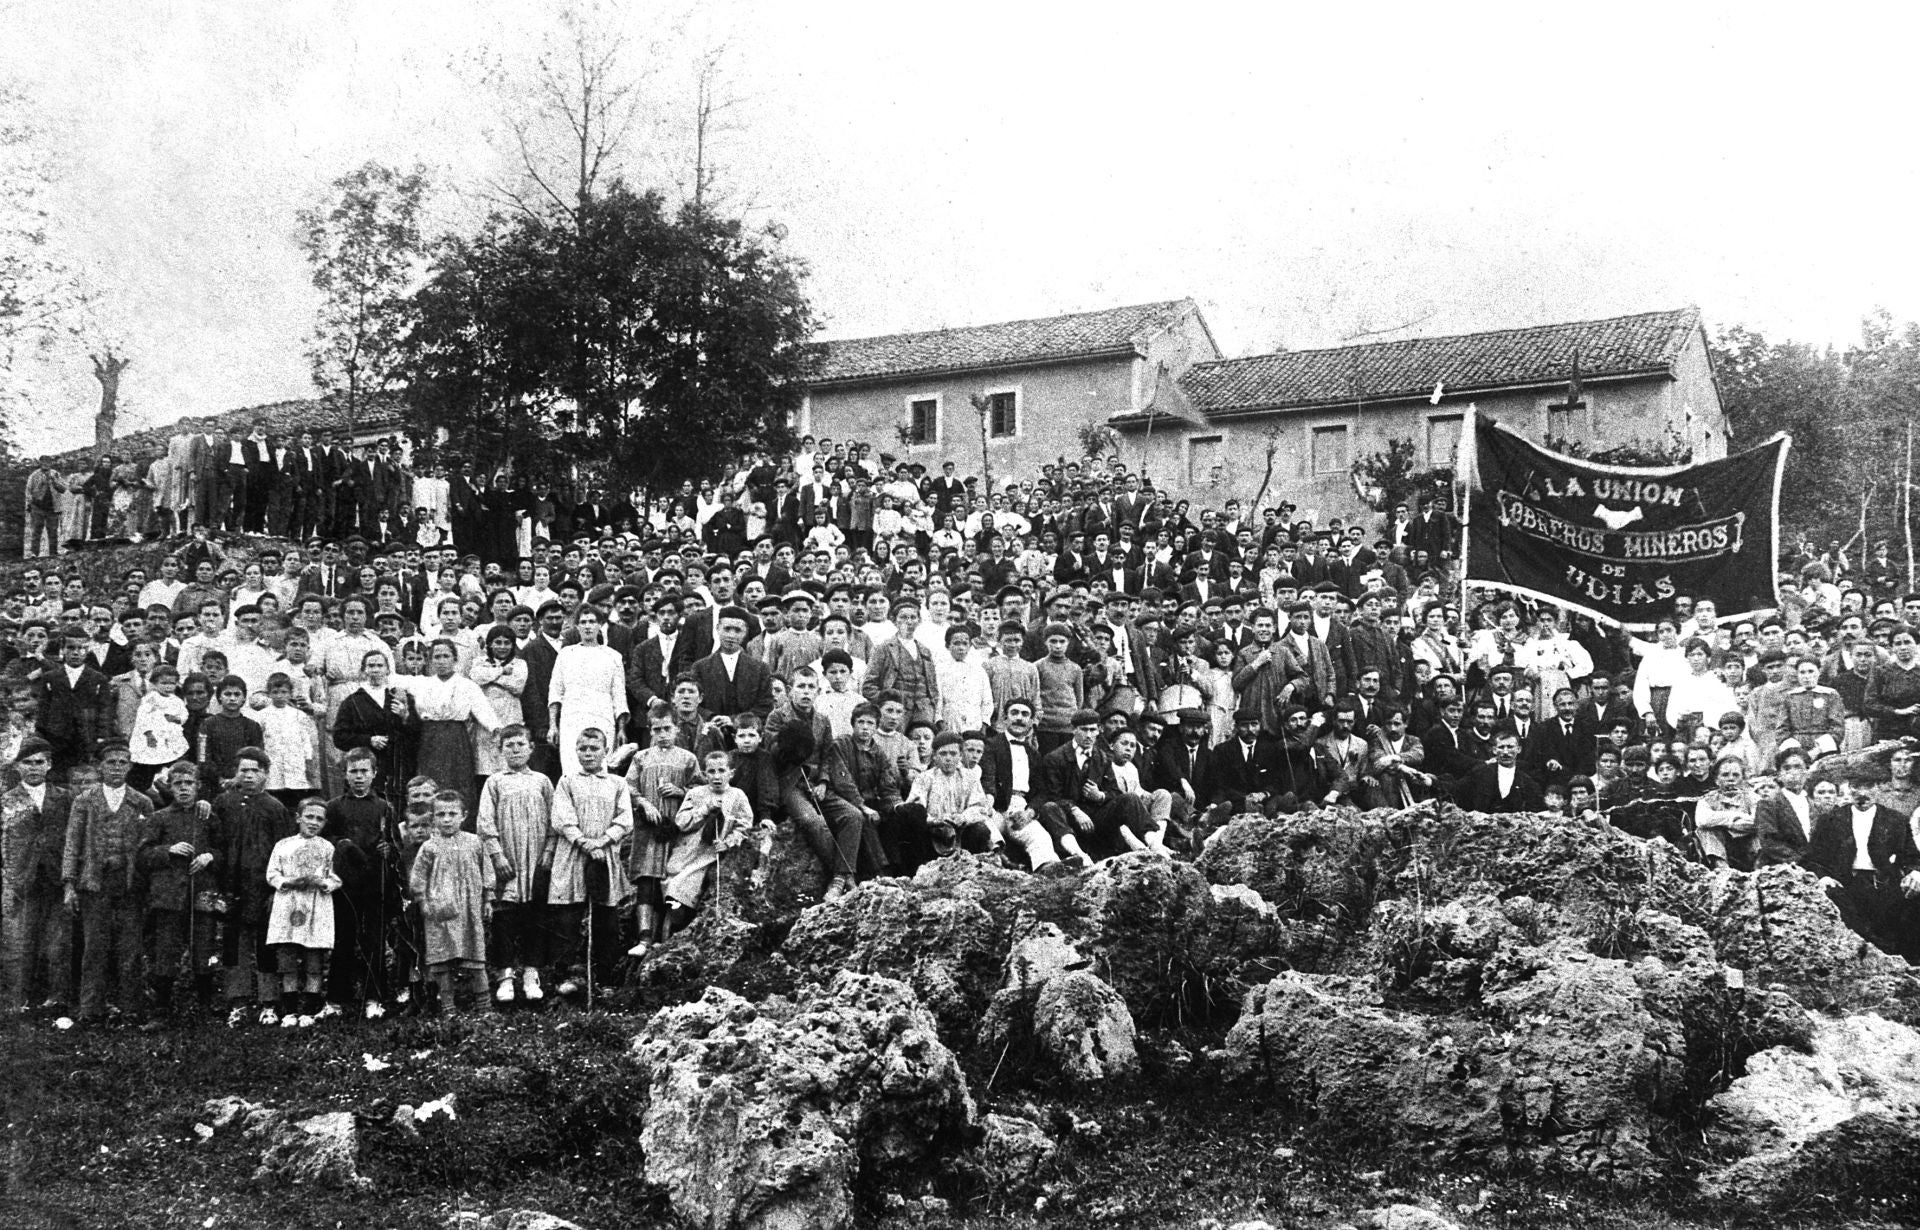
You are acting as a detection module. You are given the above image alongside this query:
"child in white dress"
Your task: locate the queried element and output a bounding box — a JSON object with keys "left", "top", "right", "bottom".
{"left": 265, "top": 798, "right": 341, "bottom": 1027}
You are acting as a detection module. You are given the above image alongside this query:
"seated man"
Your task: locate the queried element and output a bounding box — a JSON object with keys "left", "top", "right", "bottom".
{"left": 1031, "top": 708, "right": 1149, "bottom": 867}
{"left": 977, "top": 698, "right": 1060, "bottom": 870}
{"left": 824, "top": 702, "right": 924, "bottom": 878}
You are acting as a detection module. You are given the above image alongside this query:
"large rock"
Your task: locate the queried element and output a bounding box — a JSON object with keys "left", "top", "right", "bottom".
{"left": 1065, "top": 852, "right": 1217, "bottom": 1020}
{"left": 1478, "top": 943, "right": 1683, "bottom": 1174}
{"left": 634, "top": 971, "right": 976, "bottom": 1230}
{"left": 1702, "top": 1012, "right": 1920, "bottom": 1208}
{"left": 1698, "top": 862, "right": 1918, "bottom": 1014}
{"left": 251, "top": 1110, "right": 367, "bottom": 1190}
{"left": 977, "top": 920, "right": 1087, "bottom": 1049}
{"left": 782, "top": 882, "right": 1002, "bottom": 1034}
{"left": 633, "top": 911, "right": 758, "bottom": 990}
{"left": 1032, "top": 969, "right": 1138, "bottom": 1083}
{"left": 202, "top": 1097, "right": 368, "bottom": 1191}
{"left": 1223, "top": 941, "right": 1722, "bottom": 1178}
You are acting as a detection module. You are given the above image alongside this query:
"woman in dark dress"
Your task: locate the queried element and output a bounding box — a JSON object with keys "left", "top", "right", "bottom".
{"left": 333, "top": 649, "right": 415, "bottom": 808}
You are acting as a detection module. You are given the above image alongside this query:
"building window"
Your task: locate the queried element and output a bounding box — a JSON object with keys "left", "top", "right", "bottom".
{"left": 986, "top": 389, "right": 1018, "bottom": 438}
{"left": 1427, "top": 414, "right": 1462, "bottom": 467}
{"left": 905, "top": 396, "right": 939, "bottom": 446}
{"left": 1311, "top": 424, "right": 1349, "bottom": 475}
{"left": 1189, "top": 435, "right": 1223, "bottom": 485}
{"left": 1546, "top": 399, "right": 1585, "bottom": 445}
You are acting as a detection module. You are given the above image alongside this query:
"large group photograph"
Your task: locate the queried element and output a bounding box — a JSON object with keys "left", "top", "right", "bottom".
{"left": 4, "top": 4, "right": 1920, "bottom": 1230}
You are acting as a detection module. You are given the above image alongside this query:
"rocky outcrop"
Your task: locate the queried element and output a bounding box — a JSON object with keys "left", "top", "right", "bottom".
{"left": 1033, "top": 969, "right": 1138, "bottom": 1083}
{"left": 633, "top": 971, "right": 976, "bottom": 1230}
{"left": 781, "top": 882, "right": 1003, "bottom": 1033}
{"left": 201, "top": 1097, "right": 367, "bottom": 1190}
{"left": 1221, "top": 938, "right": 1795, "bottom": 1179}
{"left": 1702, "top": 1012, "right": 1920, "bottom": 1208}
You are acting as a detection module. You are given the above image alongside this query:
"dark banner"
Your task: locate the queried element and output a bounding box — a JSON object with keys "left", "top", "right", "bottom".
{"left": 1465, "top": 412, "right": 1789, "bottom": 626}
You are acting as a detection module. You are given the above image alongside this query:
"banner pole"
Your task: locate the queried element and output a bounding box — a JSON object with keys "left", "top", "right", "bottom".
{"left": 1456, "top": 406, "right": 1476, "bottom": 619}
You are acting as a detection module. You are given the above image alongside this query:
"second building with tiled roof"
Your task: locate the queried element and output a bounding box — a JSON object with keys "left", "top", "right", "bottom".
{"left": 1120, "top": 306, "right": 1726, "bottom": 522}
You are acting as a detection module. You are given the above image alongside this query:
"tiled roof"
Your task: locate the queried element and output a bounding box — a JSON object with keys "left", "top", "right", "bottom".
{"left": 1180, "top": 307, "right": 1701, "bottom": 416}
{"left": 34, "top": 395, "right": 405, "bottom": 470}
{"left": 810, "top": 299, "right": 1196, "bottom": 385}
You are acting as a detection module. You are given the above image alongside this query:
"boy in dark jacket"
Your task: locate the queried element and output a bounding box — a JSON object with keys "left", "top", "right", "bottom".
{"left": 137, "top": 759, "right": 218, "bottom": 1016}
{"left": 1, "top": 737, "right": 73, "bottom": 1009}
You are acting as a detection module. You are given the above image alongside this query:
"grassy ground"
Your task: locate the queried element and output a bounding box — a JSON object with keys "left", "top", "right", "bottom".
{"left": 3, "top": 1002, "right": 1913, "bottom": 1230}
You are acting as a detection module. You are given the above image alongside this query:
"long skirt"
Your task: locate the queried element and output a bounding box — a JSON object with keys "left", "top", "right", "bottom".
{"left": 417, "top": 719, "right": 477, "bottom": 819}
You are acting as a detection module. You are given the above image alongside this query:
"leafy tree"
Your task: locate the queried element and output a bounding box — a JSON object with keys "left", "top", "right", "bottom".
{"left": 297, "top": 162, "right": 429, "bottom": 439}
{"left": 397, "top": 184, "right": 813, "bottom": 494}
{"left": 1349, "top": 436, "right": 1453, "bottom": 514}
{"left": 1710, "top": 323, "right": 1852, "bottom": 539}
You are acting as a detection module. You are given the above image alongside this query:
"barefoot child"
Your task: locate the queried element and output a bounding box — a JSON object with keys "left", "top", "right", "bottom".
{"left": 409, "top": 790, "right": 492, "bottom": 1013}
{"left": 136, "top": 760, "right": 218, "bottom": 1017}
{"left": 548, "top": 728, "right": 631, "bottom": 998}
{"left": 476, "top": 725, "right": 555, "bottom": 1004}
{"left": 625, "top": 703, "right": 700, "bottom": 958}
{"left": 265, "top": 798, "right": 341, "bottom": 1027}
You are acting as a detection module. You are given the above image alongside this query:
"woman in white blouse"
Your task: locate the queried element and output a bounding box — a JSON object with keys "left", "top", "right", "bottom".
{"left": 548, "top": 606, "right": 629, "bottom": 776}
{"left": 410, "top": 638, "right": 502, "bottom": 813}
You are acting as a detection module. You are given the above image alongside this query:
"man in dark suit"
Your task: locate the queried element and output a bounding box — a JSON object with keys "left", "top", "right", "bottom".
{"left": 1806, "top": 771, "right": 1919, "bottom": 952}
{"left": 627, "top": 592, "right": 698, "bottom": 715}
{"left": 300, "top": 542, "right": 350, "bottom": 599}
{"left": 1422, "top": 696, "right": 1472, "bottom": 792}
{"left": 1753, "top": 748, "right": 1815, "bottom": 868}
{"left": 926, "top": 462, "right": 964, "bottom": 522}
{"left": 519, "top": 602, "right": 567, "bottom": 778}
{"left": 1110, "top": 474, "right": 1151, "bottom": 534}
{"left": 767, "top": 480, "right": 802, "bottom": 549}
{"left": 1183, "top": 538, "right": 1230, "bottom": 585}
{"left": 242, "top": 424, "right": 275, "bottom": 532}
{"left": 1406, "top": 495, "right": 1458, "bottom": 565}
{"left": 1206, "top": 708, "right": 1287, "bottom": 820}
{"left": 1573, "top": 670, "right": 1639, "bottom": 750}
{"left": 689, "top": 605, "right": 774, "bottom": 721}
{"left": 976, "top": 698, "right": 1058, "bottom": 869}
{"left": 288, "top": 428, "right": 322, "bottom": 542}
{"left": 1051, "top": 533, "right": 1089, "bottom": 584}
{"left": 34, "top": 631, "right": 114, "bottom": 778}
{"left": 1031, "top": 708, "right": 1148, "bottom": 867}
{"left": 1460, "top": 731, "right": 1544, "bottom": 813}
{"left": 1531, "top": 688, "right": 1585, "bottom": 785}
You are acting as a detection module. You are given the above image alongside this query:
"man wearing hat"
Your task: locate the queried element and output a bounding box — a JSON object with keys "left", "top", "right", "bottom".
{"left": 1152, "top": 708, "right": 1215, "bottom": 844}
{"left": 1207, "top": 707, "right": 1286, "bottom": 823}
{"left": 1343, "top": 589, "right": 1410, "bottom": 703}
{"left": 1030, "top": 708, "right": 1148, "bottom": 868}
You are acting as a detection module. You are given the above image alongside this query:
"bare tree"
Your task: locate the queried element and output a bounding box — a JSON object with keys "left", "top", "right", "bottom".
{"left": 495, "top": 5, "right": 646, "bottom": 235}
{"left": 90, "top": 350, "right": 128, "bottom": 458}
{"left": 967, "top": 393, "right": 997, "bottom": 498}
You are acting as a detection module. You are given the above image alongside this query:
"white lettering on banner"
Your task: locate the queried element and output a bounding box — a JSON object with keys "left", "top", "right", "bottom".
{"left": 1495, "top": 492, "right": 1744, "bottom": 564}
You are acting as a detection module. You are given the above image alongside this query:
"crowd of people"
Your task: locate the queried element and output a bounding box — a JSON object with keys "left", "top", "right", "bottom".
{"left": 3, "top": 425, "right": 1918, "bottom": 1031}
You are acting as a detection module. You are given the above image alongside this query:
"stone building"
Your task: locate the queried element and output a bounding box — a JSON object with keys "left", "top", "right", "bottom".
{"left": 1117, "top": 306, "right": 1726, "bottom": 523}
{"left": 800, "top": 299, "right": 1220, "bottom": 479}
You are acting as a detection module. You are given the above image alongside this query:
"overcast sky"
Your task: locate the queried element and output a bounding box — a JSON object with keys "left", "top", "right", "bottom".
{"left": 7, "top": 0, "right": 1918, "bottom": 455}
